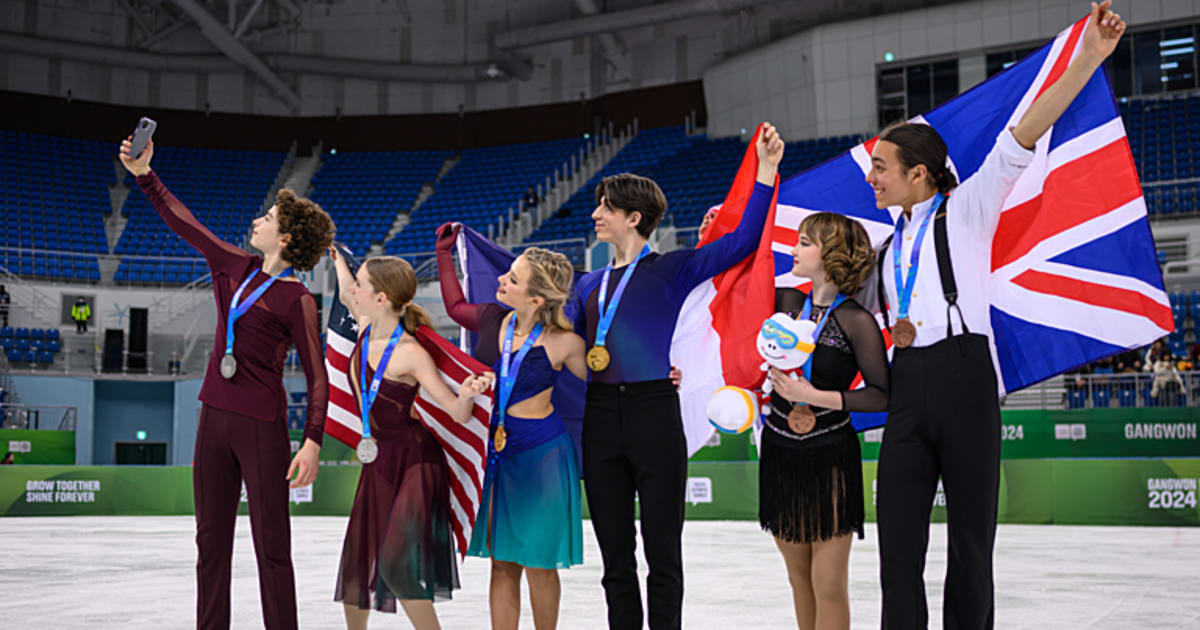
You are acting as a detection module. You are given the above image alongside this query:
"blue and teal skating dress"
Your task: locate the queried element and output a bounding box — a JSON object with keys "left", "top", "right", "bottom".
{"left": 466, "top": 343, "right": 583, "bottom": 569}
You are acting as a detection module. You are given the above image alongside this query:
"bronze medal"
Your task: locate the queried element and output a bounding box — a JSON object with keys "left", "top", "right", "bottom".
{"left": 586, "top": 345, "right": 611, "bottom": 371}
{"left": 892, "top": 318, "right": 917, "bottom": 349}
{"left": 787, "top": 404, "right": 816, "bottom": 434}
{"left": 494, "top": 425, "right": 507, "bottom": 452}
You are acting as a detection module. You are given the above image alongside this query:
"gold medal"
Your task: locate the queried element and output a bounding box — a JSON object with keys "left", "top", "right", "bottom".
{"left": 787, "top": 404, "right": 816, "bottom": 434}
{"left": 494, "top": 425, "right": 507, "bottom": 452}
{"left": 892, "top": 318, "right": 917, "bottom": 349}
{"left": 586, "top": 345, "right": 611, "bottom": 371}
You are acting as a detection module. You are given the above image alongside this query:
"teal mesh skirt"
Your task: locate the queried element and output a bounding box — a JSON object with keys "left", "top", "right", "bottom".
{"left": 467, "top": 410, "right": 583, "bottom": 569}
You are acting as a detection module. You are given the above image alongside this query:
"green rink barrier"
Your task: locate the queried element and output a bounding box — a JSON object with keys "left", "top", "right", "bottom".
{"left": 0, "top": 429, "right": 75, "bottom": 465}
{"left": 856, "top": 408, "right": 1200, "bottom": 461}
{"left": 3, "top": 459, "right": 1197, "bottom": 526}
{"left": 691, "top": 408, "right": 1200, "bottom": 462}
{"left": 288, "top": 430, "right": 356, "bottom": 463}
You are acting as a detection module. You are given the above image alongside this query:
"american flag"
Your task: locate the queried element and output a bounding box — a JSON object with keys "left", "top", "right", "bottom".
{"left": 684, "top": 13, "right": 1168, "bottom": 444}
{"left": 323, "top": 243, "right": 493, "bottom": 558}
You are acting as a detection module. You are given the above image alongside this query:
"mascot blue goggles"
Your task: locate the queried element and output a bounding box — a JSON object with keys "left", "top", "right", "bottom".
{"left": 760, "top": 320, "right": 798, "bottom": 349}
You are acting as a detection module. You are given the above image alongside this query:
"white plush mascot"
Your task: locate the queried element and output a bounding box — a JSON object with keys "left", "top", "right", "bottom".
{"left": 706, "top": 313, "right": 817, "bottom": 434}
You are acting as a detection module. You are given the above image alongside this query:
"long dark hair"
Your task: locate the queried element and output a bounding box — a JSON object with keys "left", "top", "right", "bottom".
{"left": 879, "top": 122, "right": 957, "bottom": 194}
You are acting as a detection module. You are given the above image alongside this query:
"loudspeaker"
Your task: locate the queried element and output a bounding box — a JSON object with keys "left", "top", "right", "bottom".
{"left": 127, "top": 308, "right": 148, "bottom": 372}
{"left": 128, "top": 308, "right": 148, "bottom": 352}
{"left": 102, "top": 329, "right": 124, "bottom": 373}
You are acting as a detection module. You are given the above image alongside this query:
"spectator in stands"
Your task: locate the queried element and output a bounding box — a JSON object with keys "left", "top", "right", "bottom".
{"left": 0, "top": 284, "right": 9, "bottom": 328}
{"left": 1115, "top": 349, "right": 1143, "bottom": 373}
{"left": 121, "top": 134, "right": 335, "bottom": 630}
{"left": 1190, "top": 342, "right": 1200, "bottom": 365}
{"left": 523, "top": 186, "right": 540, "bottom": 214}
{"left": 1144, "top": 338, "right": 1169, "bottom": 369}
{"left": 0, "top": 451, "right": 12, "bottom": 465}
{"left": 1147, "top": 342, "right": 1184, "bottom": 403}
{"left": 71, "top": 296, "right": 90, "bottom": 334}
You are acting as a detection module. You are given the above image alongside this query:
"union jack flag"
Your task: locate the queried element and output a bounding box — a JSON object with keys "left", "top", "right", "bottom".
{"left": 689, "top": 13, "right": 1168, "bottom": 443}
{"left": 323, "top": 243, "right": 493, "bottom": 558}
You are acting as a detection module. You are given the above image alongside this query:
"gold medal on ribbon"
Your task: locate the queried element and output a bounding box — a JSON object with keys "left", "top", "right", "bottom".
{"left": 892, "top": 318, "right": 917, "bottom": 349}
{"left": 494, "top": 425, "right": 507, "bottom": 452}
{"left": 586, "top": 345, "right": 611, "bottom": 371}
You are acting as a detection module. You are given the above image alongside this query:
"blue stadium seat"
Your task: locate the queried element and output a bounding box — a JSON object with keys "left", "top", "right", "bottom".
{"left": 38, "top": 350, "right": 53, "bottom": 364}
{"left": 6, "top": 349, "right": 20, "bottom": 363}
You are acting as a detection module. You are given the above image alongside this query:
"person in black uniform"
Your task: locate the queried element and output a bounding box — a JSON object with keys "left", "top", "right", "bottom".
{"left": 866, "top": 4, "right": 1126, "bottom": 628}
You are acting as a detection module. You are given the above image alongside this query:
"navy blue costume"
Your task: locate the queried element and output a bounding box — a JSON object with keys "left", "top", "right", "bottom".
{"left": 566, "top": 182, "right": 772, "bottom": 630}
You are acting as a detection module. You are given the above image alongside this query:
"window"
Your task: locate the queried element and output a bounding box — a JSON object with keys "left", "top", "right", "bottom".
{"left": 876, "top": 58, "right": 959, "bottom": 127}
{"left": 985, "top": 47, "right": 1038, "bottom": 77}
{"left": 988, "top": 23, "right": 1199, "bottom": 99}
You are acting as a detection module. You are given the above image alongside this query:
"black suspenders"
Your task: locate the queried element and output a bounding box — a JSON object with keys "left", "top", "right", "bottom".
{"left": 876, "top": 205, "right": 969, "bottom": 340}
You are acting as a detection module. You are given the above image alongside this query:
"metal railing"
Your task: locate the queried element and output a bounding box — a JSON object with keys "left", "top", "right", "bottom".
{"left": 0, "top": 246, "right": 213, "bottom": 288}
{"left": 0, "top": 404, "right": 77, "bottom": 430}
{"left": 1035, "top": 370, "right": 1200, "bottom": 410}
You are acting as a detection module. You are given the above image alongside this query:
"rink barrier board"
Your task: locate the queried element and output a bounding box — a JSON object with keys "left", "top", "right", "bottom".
{"left": 3, "top": 458, "right": 1197, "bottom": 526}
{"left": 0, "top": 429, "right": 76, "bottom": 465}
{"left": 691, "top": 408, "right": 1200, "bottom": 462}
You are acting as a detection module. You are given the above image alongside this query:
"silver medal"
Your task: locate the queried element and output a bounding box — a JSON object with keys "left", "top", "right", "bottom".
{"left": 356, "top": 436, "right": 378, "bottom": 464}
{"left": 220, "top": 354, "right": 237, "bottom": 379}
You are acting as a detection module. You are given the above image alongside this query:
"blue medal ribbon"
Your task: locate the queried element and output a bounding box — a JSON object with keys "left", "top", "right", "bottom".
{"left": 891, "top": 193, "right": 944, "bottom": 321}
{"left": 595, "top": 244, "right": 651, "bottom": 350}
{"left": 793, "top": 293, "right": 846, "bottom": 410}
{"left": 225, "top": 267, "right": 294, "bottom": 357}
{"left": 495, "top": 315, "right": 544, "bottom": 447}
{"left": 359, "top": 323, "right": 407, "bottom": 440}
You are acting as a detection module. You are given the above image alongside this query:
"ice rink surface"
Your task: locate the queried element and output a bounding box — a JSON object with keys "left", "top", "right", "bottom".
{"left": 2, "top": 517, "right": 1198, "bottom": 629}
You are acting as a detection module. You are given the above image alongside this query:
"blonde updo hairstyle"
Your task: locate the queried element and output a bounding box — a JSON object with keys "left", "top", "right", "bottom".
{"left": 797, "top": 212, "right": 876, "bottom": 295}
{"left": 363, "top": 256, "right": 433, "bottom": 332}
{"left": 518, "top": 247, "right": 575, "bottom": 333}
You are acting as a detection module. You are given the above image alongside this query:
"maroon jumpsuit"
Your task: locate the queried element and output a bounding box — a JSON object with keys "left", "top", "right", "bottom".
{"left": 137, "top": 172, "right": 328, "bottom": 630}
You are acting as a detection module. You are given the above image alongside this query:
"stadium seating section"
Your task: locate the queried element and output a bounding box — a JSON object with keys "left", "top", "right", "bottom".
{"left": 0, "top": 327, "right": 62, "bottom": 366}
{"left": 0, "top": 130, "right": 111, "bottom": 281}
{"left": 114, "top": 145, "right": 286, "bottom": 284}
{"left": 2, "top": 93, "right": 1197, "bottom": 285}
{"left": 310, "top": 149, "right": 451, "bottom": 257}
{"left": 385, "top": 137, "right": 589, "bottom": 260}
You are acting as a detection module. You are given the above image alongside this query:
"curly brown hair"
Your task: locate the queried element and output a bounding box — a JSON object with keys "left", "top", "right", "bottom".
{"left": 798, "top": 212, "right": 875, "bottom": 295}
{"left": 275, "top": 189, "right": 335, "bottom": 271}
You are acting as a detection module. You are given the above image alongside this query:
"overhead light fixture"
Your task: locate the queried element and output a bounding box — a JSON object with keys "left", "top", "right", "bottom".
{"left": 485, "top": 63, "right": 504, "bottom": 79}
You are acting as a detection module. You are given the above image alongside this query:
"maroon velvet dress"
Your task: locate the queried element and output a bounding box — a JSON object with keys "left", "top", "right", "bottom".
{"left": 335, "top": 332, "right": 459, "bottom": 610}
{"left": 135, "top": 171, "right": 328, "bottom": 630}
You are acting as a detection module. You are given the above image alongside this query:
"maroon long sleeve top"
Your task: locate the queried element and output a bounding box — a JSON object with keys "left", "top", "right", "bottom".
{"left": 137, "top": 171, "right": 328, "bottom": 445}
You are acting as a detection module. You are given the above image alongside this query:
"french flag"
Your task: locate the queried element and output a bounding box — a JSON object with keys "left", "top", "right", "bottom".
{"left": 677, "top": 12, "right": 1168, "bottom": 448}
